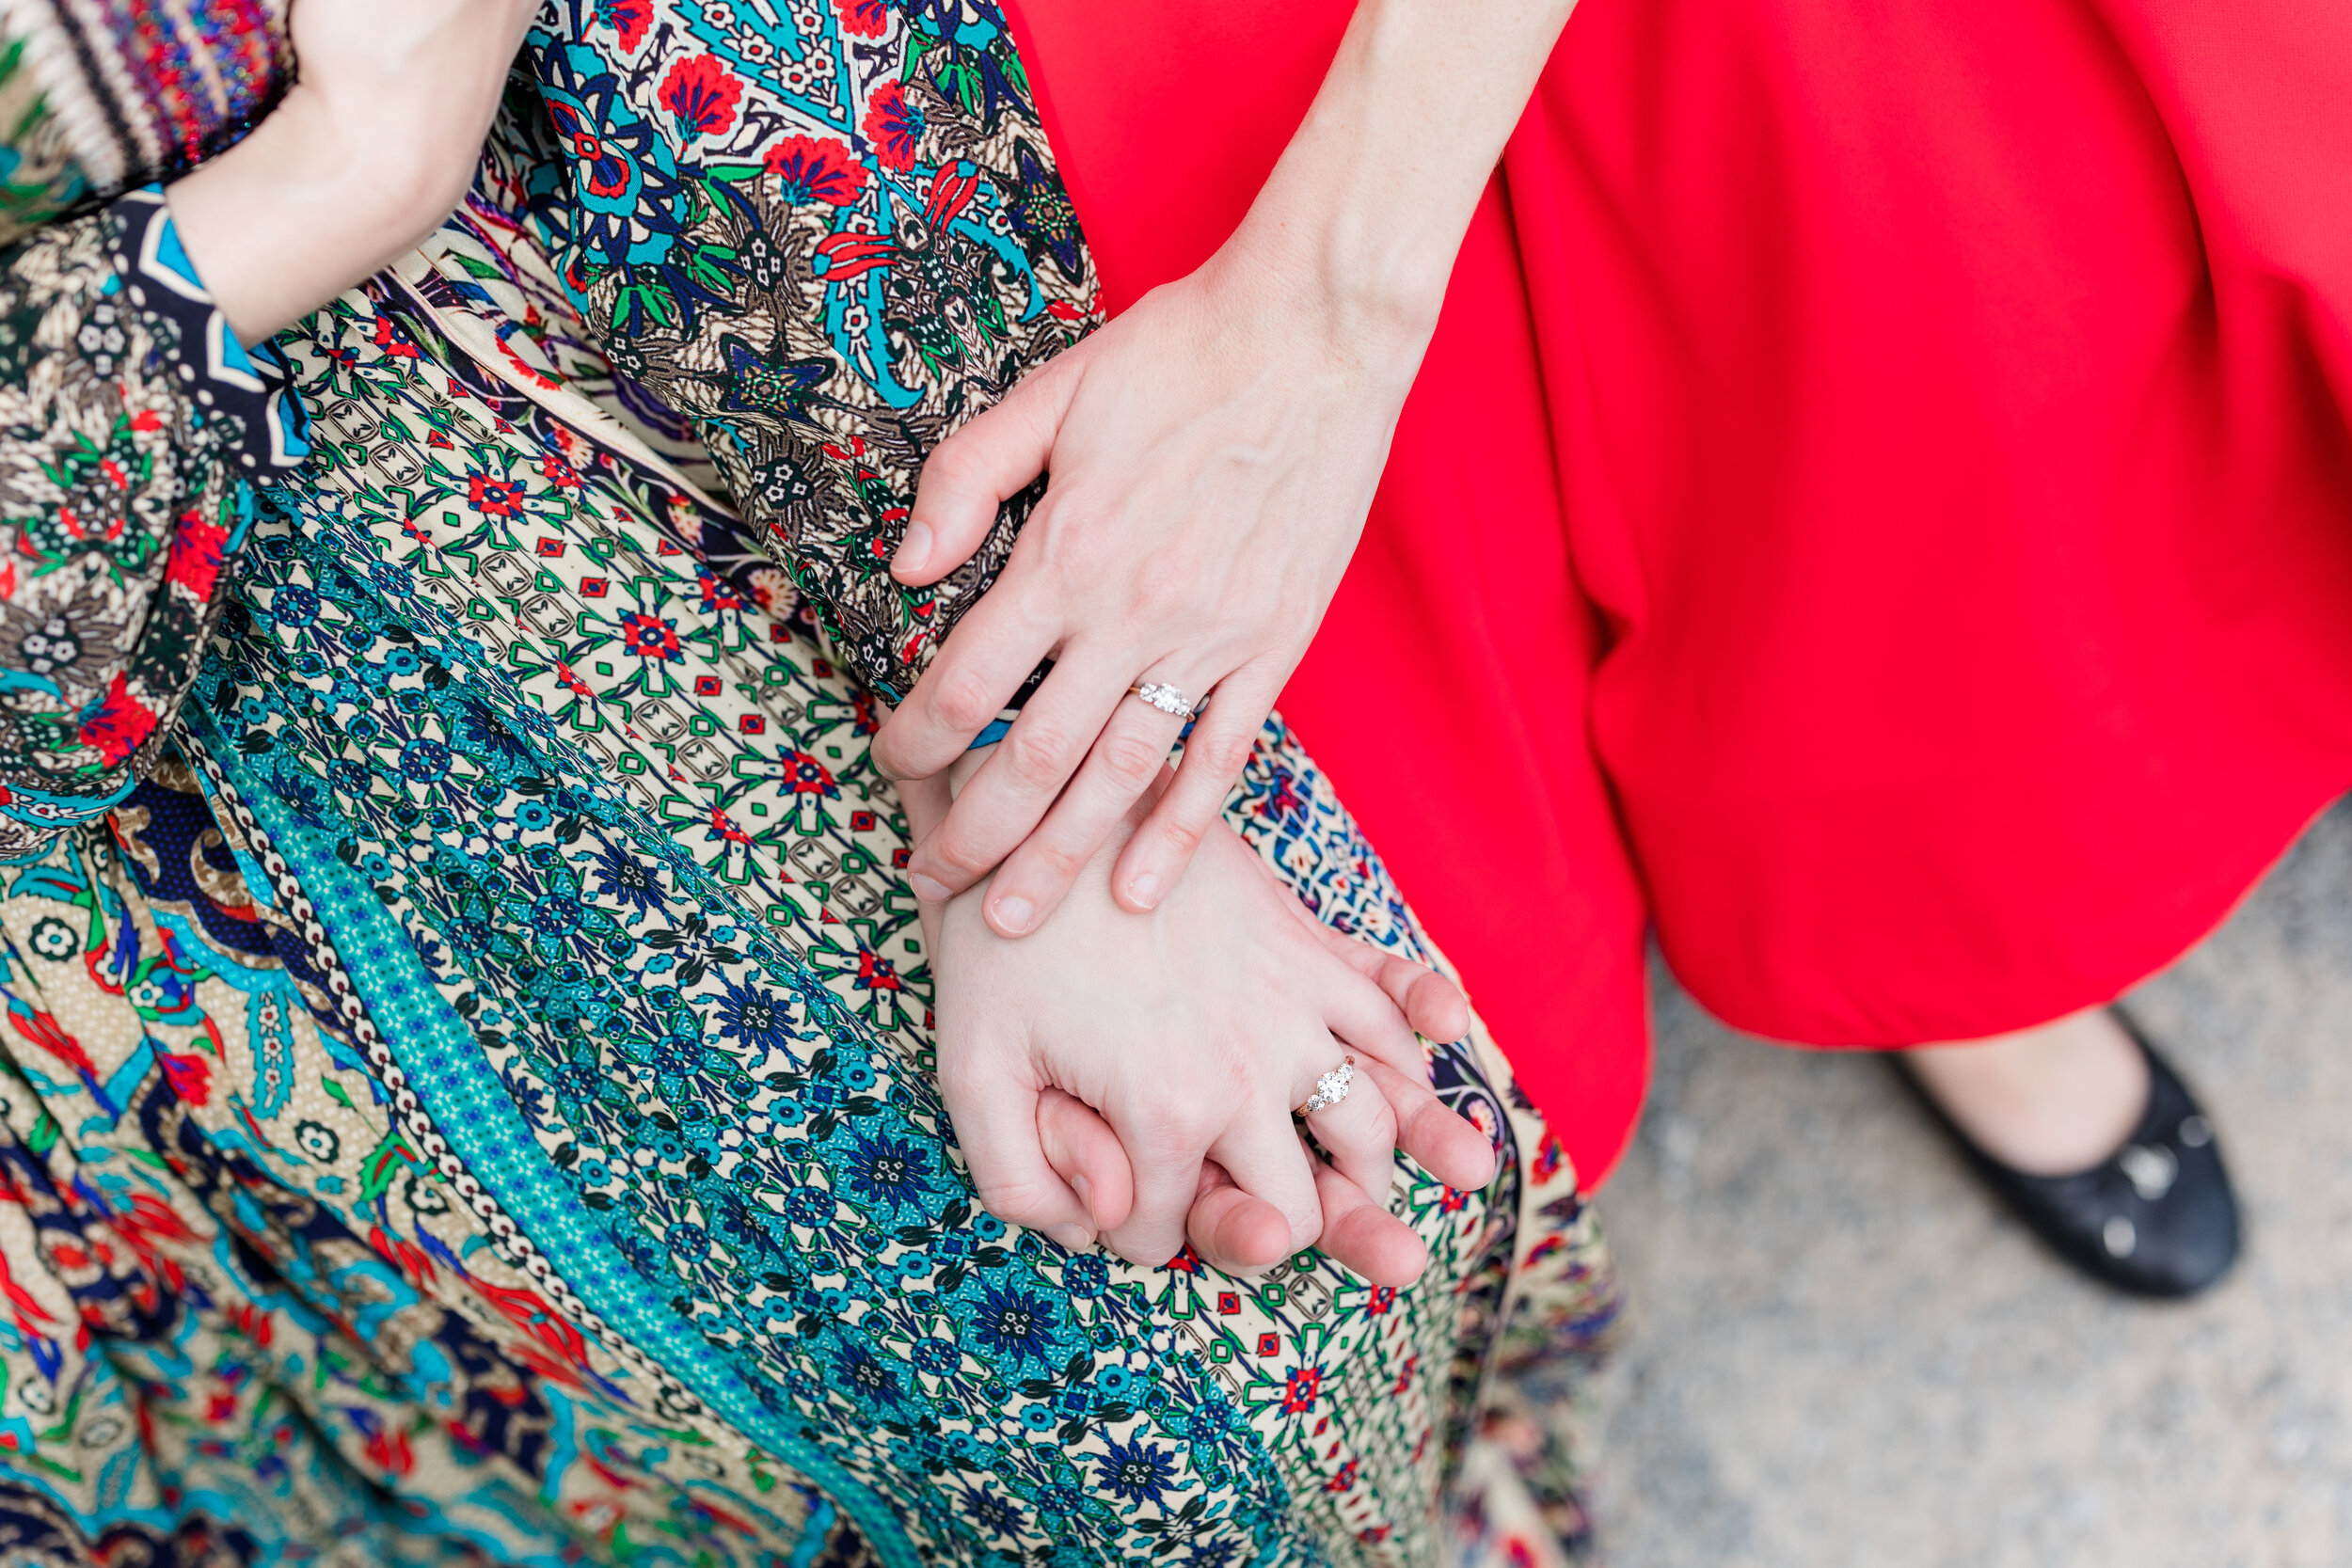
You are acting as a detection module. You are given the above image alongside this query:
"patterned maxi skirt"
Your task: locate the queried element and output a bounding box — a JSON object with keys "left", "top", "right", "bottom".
{"left": 0, "top": 130, "right": 1619, "bottom": 1568}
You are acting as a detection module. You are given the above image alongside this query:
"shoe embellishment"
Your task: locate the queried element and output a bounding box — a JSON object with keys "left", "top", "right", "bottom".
{"left": 2178, "top": 1115, "right": 2213, "bottom": 1148}
{"left": 2102, "top": 1214, "right": 2137, "bottom": 1258}
{"left": 2117, "top": 1142, "right": 2179, "bottom": 1201}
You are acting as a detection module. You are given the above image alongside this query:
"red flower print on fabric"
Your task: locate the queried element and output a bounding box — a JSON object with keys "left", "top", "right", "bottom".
{"left": 158, "top": 1048, "right": 212, "bottom": 1107}
{"left": 837, "top": 0, "right": 890, "bottom": 38}
{"left": 595, "top": 0, "right": 651, "bottom": 50}
{"left": 854, "top": 949, "right": 900, "bottom": 991}
{"left": 78, "top": 673, "right": 156, "bottom": 766}
{"left": 863, "top": 80, "right": 922, "bottom": 172}
{"left": 618, "top": 611, "right": 683, "bottom": 660}
{"left": 765, "top": 136, "right": 868, "bottom": 207}
{"left": 468, "top": 472, "right": 526, "bottom": 517}
{"left": 165, "top": 514, "right": 227, "bottom": 602}
{"left": 777, "top": 749, "right": 840, "bottom": 797}
{"left": 370, "top": 313, "right": 419, "bottom": 359}
{"left": 1279, "top": 1365, "right": 1323, "bottom": 1416}
{"left": 659, "top": 55, "right": 742, "bottom": 140}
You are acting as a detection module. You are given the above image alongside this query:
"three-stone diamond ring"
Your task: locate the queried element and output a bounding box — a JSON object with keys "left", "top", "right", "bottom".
{"left": 1293, "top": 1055, "right": 1357, "bottom": 1118}
{"left": 1128, "top": 680, "right": 1207, "bottom": 719}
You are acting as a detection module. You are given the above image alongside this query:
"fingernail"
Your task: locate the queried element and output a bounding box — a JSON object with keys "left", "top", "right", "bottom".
{"left": 892, "top": 521, "right": 932, "bottom": 577}
{"left": 911, "top": 872, "right": 952, "bottom": 902}
{"left": 1126, "top": 871, "right": 1160, "bottom": 908}
{"left": 1069, "top": 1173, "right": 1095, "bottom": 1218}
{"left": 1046, "top": 1223, "right": 1092, "bottom": 1251}
{"left": 992, "top": 895, "right": 1034, "bottom": 934}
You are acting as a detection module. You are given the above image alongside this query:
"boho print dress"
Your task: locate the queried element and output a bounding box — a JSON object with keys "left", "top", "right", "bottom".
{"left": 0, "top": 4, "right": 1618, "bottom": 1565}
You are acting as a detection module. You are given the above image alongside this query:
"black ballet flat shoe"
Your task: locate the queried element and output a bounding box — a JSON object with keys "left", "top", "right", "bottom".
{"left": 1894, "top": 1011, "right": 2241, "bottom": 1298}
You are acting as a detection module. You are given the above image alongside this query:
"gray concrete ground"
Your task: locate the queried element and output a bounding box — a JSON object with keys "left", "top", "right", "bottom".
{"left": 1588, "top": 801, "right": 2352, "bottom": 1567}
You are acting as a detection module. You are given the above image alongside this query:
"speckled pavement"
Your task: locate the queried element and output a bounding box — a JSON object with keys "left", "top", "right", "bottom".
{"left": 1586, "top": 800, "right": 2352, "bottom": 1567}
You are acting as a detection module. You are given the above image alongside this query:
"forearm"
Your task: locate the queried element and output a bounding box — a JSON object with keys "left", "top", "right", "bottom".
{"left": 166, "top": 0, "right": 538, "bottom": 343}
{"left": 165, "top": 89, "right": 453, "bottom": 344}
{"left": 1225, "top": 0, "right": 1578, "bottom": 347}
{"left": 879, "top": 3, "right": 1578, "bottom": 913}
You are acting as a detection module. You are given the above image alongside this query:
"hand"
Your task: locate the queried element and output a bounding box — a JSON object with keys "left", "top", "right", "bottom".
{"left": 869, "top": 0, "right": 1580, "bottom": 941}
{"left": 167, "top": 0, "right": 541, "bottom": 341}
{"left": 912, "top": 764, "right": 1494, "bottom": 1285}
{"left": 873, "top": 247, "right": 1429, "bottom": 939}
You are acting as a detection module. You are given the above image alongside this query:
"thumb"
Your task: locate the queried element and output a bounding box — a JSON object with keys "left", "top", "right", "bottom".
{"left": 894, "top": 355, "right": 1078, "bottom": 585}
{"left": 1304, "top": 911, "right": 1473, "bottom": 1047}
{"left": 1037, "top": 1087, "right": 1136, "bottom": 1233}
{"left": 945, "top": 1060, "right": 1097, "bottom": 1250}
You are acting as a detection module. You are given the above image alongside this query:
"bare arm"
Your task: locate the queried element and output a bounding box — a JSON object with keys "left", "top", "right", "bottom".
{"left": 874, "top": 0, "right": 1579, "bottom": 934}
{"left": 169, "top": 0, "right": 540, "bottom": 343}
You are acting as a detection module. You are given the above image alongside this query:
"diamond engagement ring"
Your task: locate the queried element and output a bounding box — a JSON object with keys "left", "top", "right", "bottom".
{"left": 1294, "top": 1055, "right": 1357, "bottom": 1117}
{"left": 1129, "top": 681, "right": 1205, "bottom": 719}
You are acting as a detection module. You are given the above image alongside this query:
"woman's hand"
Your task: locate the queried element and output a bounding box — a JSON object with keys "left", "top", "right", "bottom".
{"left": 167, "top": 0, "right": 541, "bottom": 342}
{"left": 910, "top": 765, "right": 1493, "bottom": 1285}
{"left": 876, "top": 246, "right": 1425, "bottom": 940}
{"left": 871, "top": 0, "right": 1578, "bottom": 939}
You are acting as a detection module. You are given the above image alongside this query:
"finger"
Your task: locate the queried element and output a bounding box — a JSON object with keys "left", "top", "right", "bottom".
{"left": 1359, "top": 1055, "right": 1499, "bottom": 1193}
{"left": 1309, "top": 1158, "right": 1430, "bottom": 1288}
{"left": 1317, "top": 964, "right": 1436, "bottom": 1085}
{"left": 906, "top": 651, "right": 1136, "bottom": 921}
{"left": 1185, "top": 1161, "right": 1295, "bottom": 1275}
{"left": 1113, "top": 661, "right": 1284, "bottom": 911}
{"left": 870, "top": 569, "right": 1063, "bottom": 785}
{"left": 1305, "top": 918, "right": 1473, "bottom": 1045}
{"left": 895, "top": 356, "right": 1077, "bottom": 585}
{"left": 1036, "top": 1087, "right": 1136, "bottom": 1234}
{"left": 1204, "top": 1110, "right": 1324, "bottom": 1258}
{"left": 1296, "top": 1052, "right": 1402, "bottom": 1207}
{"left": 981, "top": 694, "right": 1191, "bottom": 934}
{"left": 897, "top": 767, "right": 956, "bottom": 844}
{"left": 1394, "top": 959, "right": 1472, "bottom": 1045}
{"left": 1099, "top": 1130, "right": 1206, "bottom": 1273}
{"left": 942, "top": 1059, "right": 1097, "bottom": 1250}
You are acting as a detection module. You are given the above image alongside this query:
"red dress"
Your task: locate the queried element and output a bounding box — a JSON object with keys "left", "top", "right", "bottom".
{"left": 1002, "top": 0, "right": 2352, "bottom": 1183}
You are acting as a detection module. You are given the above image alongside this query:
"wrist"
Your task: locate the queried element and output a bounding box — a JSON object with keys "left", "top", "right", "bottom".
{"left": 1215, "top": 197, "right": 1446, "bottom": 378}
{"left": 167, "top": 85, "right": 469, "bottom": 342}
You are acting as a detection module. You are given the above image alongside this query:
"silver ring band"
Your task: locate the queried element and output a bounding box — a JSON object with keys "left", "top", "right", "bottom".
{"left": 1294, "top": 1055, "right": 1356, "bottom": 1117}
{"left": 1129, "top": 681, "right": 1205, "bottom": 719}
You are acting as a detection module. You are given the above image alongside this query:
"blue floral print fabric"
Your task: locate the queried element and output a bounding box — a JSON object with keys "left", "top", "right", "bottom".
{"left": 0, "top": 7, "right": 1621, "bottom": 1566}
{"left": 0, "top": 183, "right": 301, "bottom": 857}
{"left": 519, "top": 0, "right": 1096, "bottom": 710}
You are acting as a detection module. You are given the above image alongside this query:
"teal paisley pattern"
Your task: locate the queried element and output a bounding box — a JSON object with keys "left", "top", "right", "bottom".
{"left": 522, "top": 0, "right": 1098, "bottom": 705}
{"left": 0, "top": 6, "right": 1620, "bottom": 1566}
{"left": 0, "top": 186, "right": 300, "bottom": 858}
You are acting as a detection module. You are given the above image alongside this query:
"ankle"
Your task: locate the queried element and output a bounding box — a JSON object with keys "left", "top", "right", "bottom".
{"left": 1901, "top": 1007, "right": 2150, "bottom": 1176}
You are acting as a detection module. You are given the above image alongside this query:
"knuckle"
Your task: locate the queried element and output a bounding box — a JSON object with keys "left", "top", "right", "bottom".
{"left": 1002, "top": 720, "right": 1073, "bottom": 790}
{"left": 922, "top": 437, "right": 987, "bottom": 498}
{"left": 932, "top": 667, "right": 1001, "bottom": 735}
{"left": 1154, "top": 813, "right": 1208, "bottom": 857}
{"left": 930, "top": 830, "right": 996, "bottom": 881}
{"left": 1095, "top": 727, "right": 1168, "bottom": 791}
{"left": 1124, "top": 562, "right": 1193, "bottom": 624}
{"left": 1022, "top": 835, "right": 1087, "bottom": 884}
{"left": 1192, "top": 725, "right": 1259, "bottom": 780}
{"left": 1153, "top": 1103, "right": 1220, "bottom": 1153}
